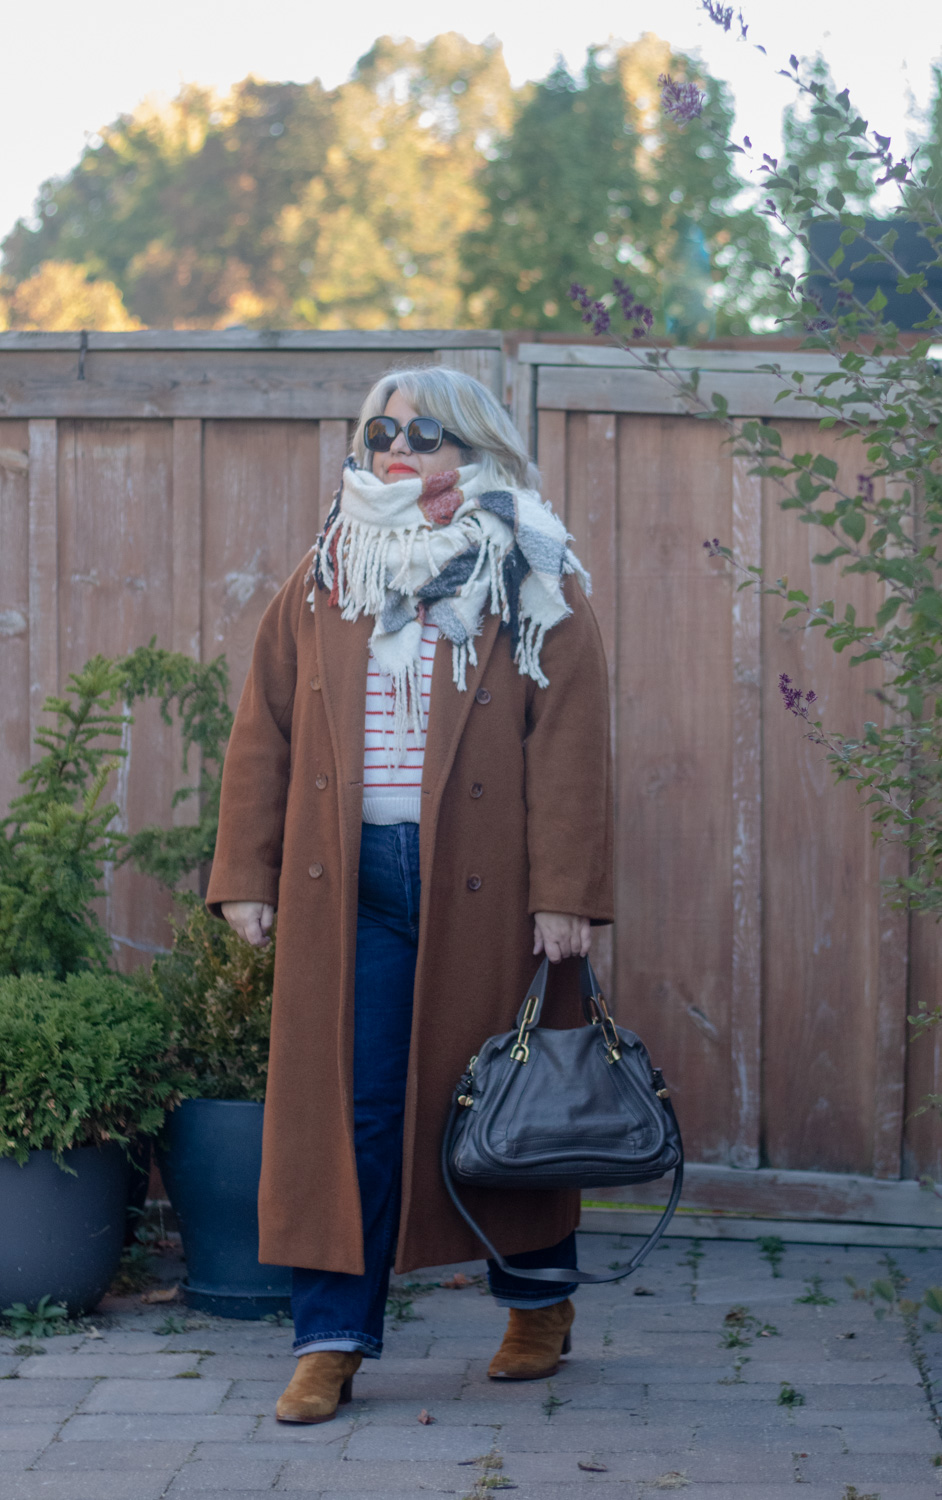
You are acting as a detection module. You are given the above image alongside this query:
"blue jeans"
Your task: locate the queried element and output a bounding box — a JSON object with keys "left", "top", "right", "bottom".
{"left": 291, "top": 822, "right": 578, "bottom": 1358}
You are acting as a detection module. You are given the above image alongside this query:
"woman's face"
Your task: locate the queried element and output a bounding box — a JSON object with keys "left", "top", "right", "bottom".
{"left": 371, "top": 388, "right": 466, "bottom": 485}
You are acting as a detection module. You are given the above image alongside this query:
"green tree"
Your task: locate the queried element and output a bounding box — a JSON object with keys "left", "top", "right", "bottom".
{"left": 277, "top": 34, "right": 512, "bottom": 328}
{"left": 464, "top": 34, "right": 779, "bottom": 336}
{"left": 780, "top": 53, "right": 878, "bottom": 214}
{"left": 0, "top": 260, "right": 141, "bottom": 331}
{"left": 1, "top": 37, "right": 510, "bottom": 330}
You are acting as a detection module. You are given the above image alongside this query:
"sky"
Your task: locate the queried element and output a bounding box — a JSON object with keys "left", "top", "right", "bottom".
{"left": 1, "top": 0, "right": 939, "bottom": 244}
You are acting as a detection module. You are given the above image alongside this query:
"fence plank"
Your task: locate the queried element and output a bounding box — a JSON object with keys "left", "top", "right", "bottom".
{"left": 761, "top": 424, "right": 887, "bottom": 1175}
{"left": 615, "top": 414, "right": 733, "bottom": 1158}
{"left": 435, "top": 348, "right": 503, "bottom": 397}
{"left": 317, "top": 420, "right": 348, "bottom": 530}
{"left": 566, "top": 413, "right": 618, "bottom": 996}
{"left": 172, "top": 421, "right": 203, "bottom": 662}
{"left": 537, "top": 365, "right": 858, "bottom": 420}
{"left": 0, "top": 421, "right": 31, "bottom": 808}
{"left": 729, "top": 458, "right": 763, "bottom": 1169}
{"left": 536, "top": 410, "right": 567, "bottom": 524}
{"left": 0, "top": 350, "right": 455, "bottom": 421}
{"left": 27, "top": 419, "right": 59, "bottom": 757}
{"left": 872, "top": 842, "right": 910, "bottom": 1178}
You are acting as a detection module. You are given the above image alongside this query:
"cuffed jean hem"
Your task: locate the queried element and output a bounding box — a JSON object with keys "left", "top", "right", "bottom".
{"left": 292, "top": 1332, "right": 382, "bottom": 1359}
{"left": 492, "top": 1286, "right": 578, "bottom": 1310}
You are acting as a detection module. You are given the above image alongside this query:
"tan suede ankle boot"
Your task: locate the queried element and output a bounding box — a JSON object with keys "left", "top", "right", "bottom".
{"left": 488, "top": 1298, "right": 575, "bottom": 1380}
{"left": 275, "top": 1350, "right": 362, "bottom": 1423}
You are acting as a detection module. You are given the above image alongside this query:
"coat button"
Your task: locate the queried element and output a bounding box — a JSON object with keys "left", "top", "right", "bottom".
{"left": 467, "top": 874, "right": 482, "bottom": 891}
{"left": 308, "top": 862, "right": 324, "bottom": 878}
{"left": 470, "top": 782, "right": 483, "bottom": 799}
{"left": 315, "top": 773, "right": 328, "bottom": 789}
{"left": 310, "top": 677, "right": 321, "bottom": 691}
{"left": 475, "top": 687, "right": 491, "bottom": 704}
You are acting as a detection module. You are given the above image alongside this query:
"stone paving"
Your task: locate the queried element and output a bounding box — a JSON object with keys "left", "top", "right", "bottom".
{"left": 2, "top": 1231, "right": 942, "bottom": 1498}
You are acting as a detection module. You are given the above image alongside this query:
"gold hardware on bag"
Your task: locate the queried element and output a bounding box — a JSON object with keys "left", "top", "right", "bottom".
{"left": 510, "top": 994, "right": 539, "bottom": 1063}
{"left": 656, "top": 1086, "right": 670, "bottom": 1100}
{"left": 588, "top": 988, "right": 622, "bottom": 1064}
{"left": 458, "top": 1095, "right": 474, "bottom": 1108}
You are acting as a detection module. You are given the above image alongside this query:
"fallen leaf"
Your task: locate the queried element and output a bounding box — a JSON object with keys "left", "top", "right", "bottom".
{"left": 651, "top": 1473, "right": 689, "bottom": 1491}
{"left": 633, "top": 1286, "right": 655, "bottom": 1296}
{"left": 140, "top": 1284, "right": 180, "bottom": 1304}
{"left": 836, "top": 1331, "right": 856, "bottom": 1339}
{"left": 84, "top": 1327, "right": 103, "bottom": 1340}
{"left": 441, "top": 1273, "right": 470, "bottom": 1289}
{"left": 578, "top": 1460, "right": 609, "bottom": 1472}
{"left": 417, "top": 1409, "right": 435, "bottom": 1424}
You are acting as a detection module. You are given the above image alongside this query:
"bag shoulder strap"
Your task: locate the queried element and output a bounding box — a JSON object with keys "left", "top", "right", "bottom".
{"left": 440, "top": 1095, "right": 684, "bottom": 1286}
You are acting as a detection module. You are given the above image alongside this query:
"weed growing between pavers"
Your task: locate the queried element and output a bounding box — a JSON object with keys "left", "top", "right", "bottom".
{"left": 795, "top": 1274, "right": 836, "bottom": 1306}
{"left": 757, "top": 1235, "right": 785, "bottom": 1278}
{"left": 718, "top": 1305, "right": 780, "bottom": 1349}
{"left": 777, "top": 1381, "right": 805, "bottom": 1408}
{"left": 717, "top": 1353, "right": 751, "bottom": 1385}
{"left": 153, "top": 1316, "right": 187, "bottom": 1336}
{"left": 645, "top": 1471, "right": 690, "bottom": 1490}
{"left": 679, "top": 1239, "right": 705, "bottom": 1302}
{"left": 842, "top": 1487, "right": 879, "bottom": 1500}
{"left": 0, "top": 1295, "right": 70, "bottom": 1338}
{"left": 262, "top": 1310, "right": 291, "bottom": 1327}
{"left": 459, "top": 1447, "right": 514, "bottom": 1496}
{"left": 541, "top": 1384, "right": 571, "bottom": 1417}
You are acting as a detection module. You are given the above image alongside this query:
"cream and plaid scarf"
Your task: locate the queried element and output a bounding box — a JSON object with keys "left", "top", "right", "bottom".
{"left": 308, "top": 459, "right": 588, "bottom": 754}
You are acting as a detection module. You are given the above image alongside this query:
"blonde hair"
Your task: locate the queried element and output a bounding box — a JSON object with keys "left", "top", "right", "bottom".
{"left": 352, "top": 364, "right": 540, "bottom": 491}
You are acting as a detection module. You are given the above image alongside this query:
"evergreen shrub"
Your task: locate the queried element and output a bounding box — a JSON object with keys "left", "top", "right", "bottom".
{"left": 145, "top": 898, "right": 274, "bottom": 1103}
{"left": 0, "top": 972, "right": 182, "bottom": 1166}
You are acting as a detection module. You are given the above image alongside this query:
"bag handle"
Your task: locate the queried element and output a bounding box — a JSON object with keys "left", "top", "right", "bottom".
{"left": 514, "top": 955, "right": 619, "bottom": 1058}
{"left": 440, "top": 1093, "right": 684, "bottom": 1286}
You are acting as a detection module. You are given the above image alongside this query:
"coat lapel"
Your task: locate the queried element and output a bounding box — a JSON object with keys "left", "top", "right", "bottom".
{"left": 315, "top": 599, "right": 371, "bottom": 845}
{"left": 421, "top": 612, "right": 502, "bottom": 816}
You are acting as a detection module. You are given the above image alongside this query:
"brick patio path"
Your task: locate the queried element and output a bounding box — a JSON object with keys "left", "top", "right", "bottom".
{"left": 2, "top": 1232, "right": 942, "bottom": 1499}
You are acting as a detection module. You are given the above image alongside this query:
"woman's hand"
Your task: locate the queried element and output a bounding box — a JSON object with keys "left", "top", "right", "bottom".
{"left": 533, "top": 911, "right": 591, "bottom": 963}
{"left": 221, "top": 901, "right": 274, "bottom": 947}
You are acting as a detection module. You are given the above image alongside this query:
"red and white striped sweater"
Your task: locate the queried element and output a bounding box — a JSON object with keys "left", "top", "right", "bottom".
{"left": 362, "top": 622, "right": 438, "bottom": 825}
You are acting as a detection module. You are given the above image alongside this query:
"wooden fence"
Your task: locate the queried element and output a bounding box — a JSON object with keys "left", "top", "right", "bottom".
{"left": 2, "top": 329, "right": 940, "bottom": 1237}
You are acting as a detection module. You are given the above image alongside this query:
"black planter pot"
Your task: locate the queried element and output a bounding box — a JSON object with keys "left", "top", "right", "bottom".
{"left": 0, "top": 1142, "right": 129, "bottom": 1316}
{"left": 157, "top": 1099, "right": 291, "bottom": 1319}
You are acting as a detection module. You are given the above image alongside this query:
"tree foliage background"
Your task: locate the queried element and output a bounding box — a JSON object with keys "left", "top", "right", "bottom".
{"left": 2, "top": 31, "right": 940, "bottom": 335}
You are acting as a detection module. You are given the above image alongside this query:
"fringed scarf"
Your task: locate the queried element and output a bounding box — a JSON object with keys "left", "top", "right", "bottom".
{"left": 307, "top": 459, "right": 589, "bottom": 757}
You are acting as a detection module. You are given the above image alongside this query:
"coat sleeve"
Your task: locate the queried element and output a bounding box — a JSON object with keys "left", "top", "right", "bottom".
{"left": 523, "top": 578, "right": 614, "bottom": 923}
{"left": 205, "top": 555, "right": 311, "bottom": 917}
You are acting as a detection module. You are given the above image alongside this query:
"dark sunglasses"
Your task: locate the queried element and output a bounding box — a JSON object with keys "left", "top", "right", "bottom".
{"left": 364, "top": 414, "right": 468, "bottom": 455}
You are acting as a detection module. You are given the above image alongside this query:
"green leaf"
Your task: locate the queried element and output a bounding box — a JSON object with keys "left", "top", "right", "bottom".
{"left": 923, "top": 1287, "right": 942, "bottom": 1315}
{"left": 875, "top": 596, "right": 903, "bottom": 629}
{"left": 867, "top": 286, "right": 888, "bottom": 314}
{"left": 811, "top": 455, "right": 839, "bottom": 480}
{"left": 840, "top": 511, "right": 866, "bottom": 543}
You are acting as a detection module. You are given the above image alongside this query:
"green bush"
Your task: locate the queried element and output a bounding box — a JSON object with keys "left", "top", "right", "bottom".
{"left": 145, "top": 898, "right": 274, "bottom": 1102}
{"left": 0, "top": 972, "right": 182, "bottom": 1166}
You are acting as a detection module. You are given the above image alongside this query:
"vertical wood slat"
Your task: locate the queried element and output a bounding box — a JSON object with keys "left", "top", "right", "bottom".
{"left": 172, "top": 420, "right": 203, "bottom": 661}
{"left": 566, "top": 414, "right": 618, "bottom": 997}
{"left": 729, "top": 457, "right": 763, "bottom": 1169}
{"left": 27, "top": 419, "right": 58, "bottom": 756}
{"left": 872, "top": 841, "right": 910, "bottom": 1178}
{"left": 536, "top": 410, "right": 567, "bottom": 522}
{"left": 171, "top": 420, "right": 203, "bottom": 850}
{"left": 318, "top": 420, "right": 349, "bottom": 530}
{"left": 435, "top": 347, "right": 503, "bottom": 397}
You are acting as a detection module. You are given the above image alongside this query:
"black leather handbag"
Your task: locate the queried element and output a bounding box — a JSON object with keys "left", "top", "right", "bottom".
{"left": 441, "top": 955, "right": 683, "bottom": 1285}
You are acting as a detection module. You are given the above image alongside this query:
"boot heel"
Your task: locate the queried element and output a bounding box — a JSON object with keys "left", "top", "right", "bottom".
{"left": 339, "top": 1376, "right": 354, "bottom": 1405}
{"left": 561, "top": 1331, "right": 572, "bottom": 1355}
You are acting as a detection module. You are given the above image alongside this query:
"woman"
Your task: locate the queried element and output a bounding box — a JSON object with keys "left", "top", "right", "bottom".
{"left": 208, "top": 365, "right": 613, "bottom": 1424}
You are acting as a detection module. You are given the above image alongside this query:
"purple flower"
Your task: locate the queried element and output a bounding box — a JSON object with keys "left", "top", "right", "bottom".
{"left": 702, "top": 537, "right": 723, "bottom": 556}
{"left": 569, "top": 283, "right": 592, "bottom": 311}
{"left": 700, "top": 1, "right": 748, "bottom": 37}
{"left": 779, "top": 672, "right": 817, "bottom": 719}
{"left": 612, "top": 277, "right": 655, "bottom": 336}
{"left": 857, "top": 473, "right": 875, "bottom": 505}
{"left": 659, "top": 73, "right": 705, "bottom": 124}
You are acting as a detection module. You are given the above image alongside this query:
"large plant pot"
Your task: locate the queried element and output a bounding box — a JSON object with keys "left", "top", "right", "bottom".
{"left": 157, "top": 1099, "right": 291, "bottom": 1319}
{"left": 0, "top": 1142, "right": 129, "bottom": 1316}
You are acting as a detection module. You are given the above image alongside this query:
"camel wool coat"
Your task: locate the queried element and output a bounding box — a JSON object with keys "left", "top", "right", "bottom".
{"left": 206, "top": 550, "right": 614, "bottom": 1274}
